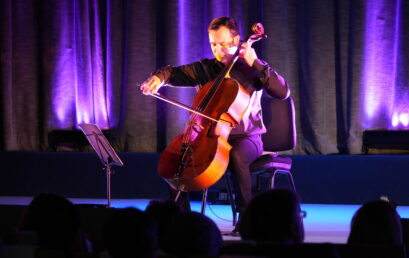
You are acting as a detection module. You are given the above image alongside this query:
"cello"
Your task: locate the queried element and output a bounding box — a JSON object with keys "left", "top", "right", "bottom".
{"left": 151, "top": 23, "right": 267, "bottom": 192}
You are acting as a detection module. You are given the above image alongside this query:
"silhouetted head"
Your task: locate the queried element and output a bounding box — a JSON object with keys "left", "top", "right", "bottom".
{"left": 145, "top": 199, "right": 183, "bottom": 247}
{"left": 161, "top": 212, "right": 223, "bottom": 256}
{"left": 348, "top": 200, "right": 402, "bottom": 246}
{"left": 104, "top": 208, "right": 157, "bottom": 258}
{"left": 240, "top": 189, "right": 304, "bottom": 243}
{"left": 19, "top": 193, "right": 81, "bottom": 251}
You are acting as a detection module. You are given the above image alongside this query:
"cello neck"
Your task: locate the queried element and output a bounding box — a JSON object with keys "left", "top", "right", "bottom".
{"left": 198, "top": 25, "right": 267, "bottom": 111}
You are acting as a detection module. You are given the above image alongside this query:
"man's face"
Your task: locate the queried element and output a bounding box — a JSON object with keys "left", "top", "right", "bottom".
{"left": 208, "top": 26, "right": 240, "bottom": 63}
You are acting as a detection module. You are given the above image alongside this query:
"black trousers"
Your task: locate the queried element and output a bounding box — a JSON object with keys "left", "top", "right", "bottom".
{"left": 169, "top": 134, "right": 263, "bottom": 213}
{"left": 227, "top": 134, "right": 263, "bottom": 212}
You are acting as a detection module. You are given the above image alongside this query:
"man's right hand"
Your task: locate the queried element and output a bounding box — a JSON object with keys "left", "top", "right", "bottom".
{"left": 140, "top": 75, "right": 163, "bottom": 95}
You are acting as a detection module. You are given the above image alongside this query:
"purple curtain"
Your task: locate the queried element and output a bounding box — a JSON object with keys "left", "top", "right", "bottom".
{"left": 1, "top": 0, "right": 408, "bottom": 154}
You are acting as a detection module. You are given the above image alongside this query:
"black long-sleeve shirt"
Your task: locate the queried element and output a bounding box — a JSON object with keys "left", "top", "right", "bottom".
{"left": 153, "top": 57, "right": 290, "bottom": 136}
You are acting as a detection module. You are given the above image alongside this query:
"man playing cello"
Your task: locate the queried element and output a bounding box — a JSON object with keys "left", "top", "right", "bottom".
{"left": 140, "top": 17, "right": 290, "bottom": 231}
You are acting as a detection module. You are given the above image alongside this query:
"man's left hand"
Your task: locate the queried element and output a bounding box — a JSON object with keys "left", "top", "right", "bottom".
{"left": 239, "top": 42, "right": 257, "bottom": 67}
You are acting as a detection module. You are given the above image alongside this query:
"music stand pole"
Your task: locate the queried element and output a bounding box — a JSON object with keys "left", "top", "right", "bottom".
{"left": 92, "top": 134, "right": 115, "bottom": 208}
{"left": 106, "top": 161, "right": 111, "bottom": 208}
{"left": 104, "top": 156, "right": 115, "bottom": 208}
{"left": 79, "top": 124, "right": 124, "bottom": 208}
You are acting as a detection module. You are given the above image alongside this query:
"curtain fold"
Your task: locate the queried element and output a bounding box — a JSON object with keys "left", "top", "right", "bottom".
{"left": 0, "top": 0, "right": 408, "bottom": 154}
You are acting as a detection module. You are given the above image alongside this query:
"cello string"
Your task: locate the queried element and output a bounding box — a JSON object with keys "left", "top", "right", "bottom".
{"left": 196, "top": 49, "right": 240, "bottom": 112}
{"left": 178, "top": 48, "right": 241, "bottom": 184}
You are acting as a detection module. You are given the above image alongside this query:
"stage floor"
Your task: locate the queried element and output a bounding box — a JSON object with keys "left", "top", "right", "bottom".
{"left": 2, "top": 196, "right": 409, "bottom": 244}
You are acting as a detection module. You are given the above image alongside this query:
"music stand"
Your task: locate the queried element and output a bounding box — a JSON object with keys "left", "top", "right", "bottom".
{"left": 79, "top": 124, "right": 124, "bottom": 208}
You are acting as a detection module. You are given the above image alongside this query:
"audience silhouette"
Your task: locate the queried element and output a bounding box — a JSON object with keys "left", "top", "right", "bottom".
{"left": 18, "top": 193, "right": 90, "bottom": 253}
{"left": 104, "top": 207, "right": 157, "bottom": 258}
{"left": 160, "top": 211, "right": 223, "bottom": 257}
{"left": 347, "top": 199, "right": 403, "bottom": 246}
{"left": 4, "top": 192, "right": 407, "bottom": 258}
{"left": 145, "top": 199, "right": 183, "bottom": 252}
{"left": 239, "top": 189, "right": 305, "bottom": 244}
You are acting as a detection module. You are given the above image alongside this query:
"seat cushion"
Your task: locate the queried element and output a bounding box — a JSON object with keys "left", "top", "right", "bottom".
{"left": 250, "top": 153, "right": 292, "bottom": 172}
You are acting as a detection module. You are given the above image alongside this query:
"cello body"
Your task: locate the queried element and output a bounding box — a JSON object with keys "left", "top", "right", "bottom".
{"left": 158, "top": 78, "right": 250, "bottom": 191}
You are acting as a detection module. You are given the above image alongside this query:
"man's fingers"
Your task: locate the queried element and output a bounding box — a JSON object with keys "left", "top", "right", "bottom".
{"left": 140, "top": 75, "right": 162, "bottom": 95}
{"left": 151, "top": 85, "right": 160, "bottom": 94}
{"left": 143, "top": 79, "right": 158, "bottom": 95}
{"left": 140, "top": 78, "right": 152, "bottom": 94}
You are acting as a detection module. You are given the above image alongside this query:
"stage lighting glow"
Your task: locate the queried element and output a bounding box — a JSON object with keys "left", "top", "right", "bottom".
{"left": 49, "top": 1, "right": 111, "bottom": 130}
{"left": 392, "top": 112, "right": 400, "bottom": 127}
{"left": 391, "top": 112, "right": 409, "bottom": 128}
{"left": 400, "top": 113, "right": 409, "bottom": 127}
{"left": 361, "top": 0, "right": 407, "bottom": 130}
